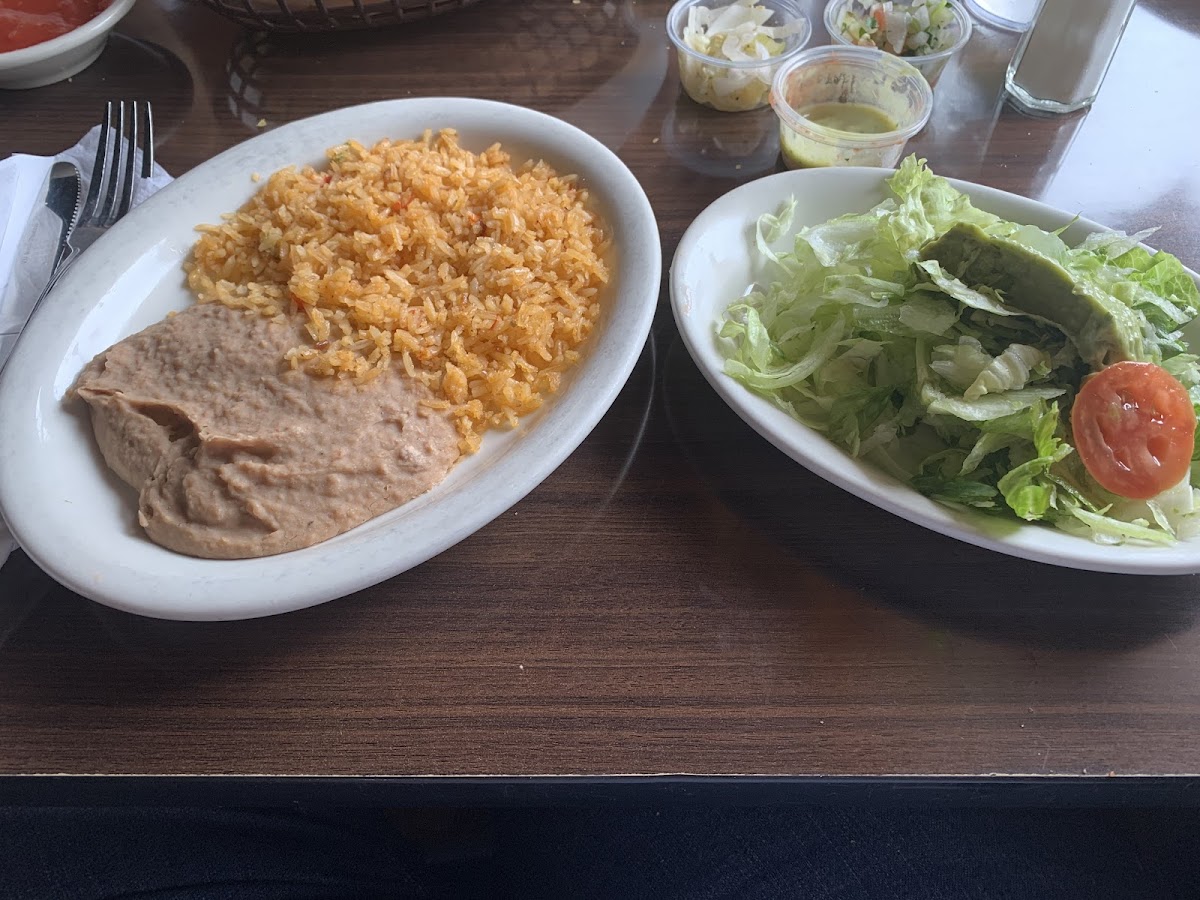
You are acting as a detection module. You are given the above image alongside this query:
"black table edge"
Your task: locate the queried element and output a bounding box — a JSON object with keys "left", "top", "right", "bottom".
{"left": 2, "top": 775, "right": 1198, "bottom": 807}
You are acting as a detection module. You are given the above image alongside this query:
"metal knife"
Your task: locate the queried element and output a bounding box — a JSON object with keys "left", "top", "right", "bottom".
{"left": 0, "top": 161, "right": 81, "bottom": 369}
{"left": 36, "top": 160, "right": 83, "bottom": 298}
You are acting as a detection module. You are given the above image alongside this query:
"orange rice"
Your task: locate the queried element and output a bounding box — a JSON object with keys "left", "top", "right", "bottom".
{"left": 184, "top": 129, "right": 610, "bottom": 453}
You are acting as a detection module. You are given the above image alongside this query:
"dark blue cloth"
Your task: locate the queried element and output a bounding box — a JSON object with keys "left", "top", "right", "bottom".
{"left": 2, "top": 805, "right": 1198, "bottom": 899}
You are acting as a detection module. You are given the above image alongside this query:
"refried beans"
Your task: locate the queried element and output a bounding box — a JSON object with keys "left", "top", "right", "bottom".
{"left": 72, "top": 132, "right": 607, "bottom": 560}
{"left": 72, "top": 304, "right": 460, "bottom": 559}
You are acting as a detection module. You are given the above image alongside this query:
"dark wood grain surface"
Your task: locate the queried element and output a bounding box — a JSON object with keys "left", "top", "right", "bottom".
{"left": 3, "top": 0, "right": 1200, "bottom": 780}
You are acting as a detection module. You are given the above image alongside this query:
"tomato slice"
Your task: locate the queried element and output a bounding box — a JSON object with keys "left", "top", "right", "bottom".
{"left": 1070, "top": 361, "right": 1197, "bottom": 500}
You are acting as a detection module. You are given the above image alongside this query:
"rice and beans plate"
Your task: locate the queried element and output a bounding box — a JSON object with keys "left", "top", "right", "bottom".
{"left": 72, "top": 129, "right": 611, "bottom": 559}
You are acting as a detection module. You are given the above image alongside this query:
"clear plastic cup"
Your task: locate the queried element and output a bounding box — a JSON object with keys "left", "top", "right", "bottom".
{"left": 770, "top": 46, "right": 933, "bottom": 169}
{"left": 667, "top": 0, "right": 812, "bottom": 112}
{"left": 964, "top": 0, "right": 1039, "bottom": 33}
{"left": 823, "top": 0, "right": 973, "bottom": 87}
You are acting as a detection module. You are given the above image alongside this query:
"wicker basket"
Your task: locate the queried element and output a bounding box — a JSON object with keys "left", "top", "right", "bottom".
{"left": 194, "top": 0, "right": 484, "bottom": 32}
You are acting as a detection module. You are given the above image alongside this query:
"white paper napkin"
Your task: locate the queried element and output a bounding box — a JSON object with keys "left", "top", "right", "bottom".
{"left": 0, "top": 126, "right": 174, "bottom": 572}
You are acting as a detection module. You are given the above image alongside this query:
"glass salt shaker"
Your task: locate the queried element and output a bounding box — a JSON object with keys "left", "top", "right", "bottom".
{"left": 1004, "top": 0, "right": 1138, "bottom": 114}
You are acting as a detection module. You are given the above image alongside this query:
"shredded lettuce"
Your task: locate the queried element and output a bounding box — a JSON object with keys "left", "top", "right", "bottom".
{"left": 717, "top": 156, "right": 1200, "bottom": 545}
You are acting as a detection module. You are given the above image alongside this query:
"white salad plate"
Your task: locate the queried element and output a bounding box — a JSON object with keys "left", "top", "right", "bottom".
{"left": 671, "top": 167, "right": 1200, "bottom": 576}
{"left": 0, "top": 98, "right": 661, "bottom": 619}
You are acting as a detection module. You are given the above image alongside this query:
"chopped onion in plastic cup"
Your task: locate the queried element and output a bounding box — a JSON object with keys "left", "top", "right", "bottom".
{"left": 667, "top": 0, "right": 812, "bottom": 112}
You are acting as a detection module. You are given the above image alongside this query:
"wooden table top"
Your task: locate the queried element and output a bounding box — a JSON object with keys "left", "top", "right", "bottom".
{"left": 3, "top": 0, "right": 1200, "bottom": 784}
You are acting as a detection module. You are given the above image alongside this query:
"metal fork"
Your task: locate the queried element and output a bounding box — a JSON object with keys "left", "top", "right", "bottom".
{"left": 58, "top": 100, "right": 155, "bottom": 272}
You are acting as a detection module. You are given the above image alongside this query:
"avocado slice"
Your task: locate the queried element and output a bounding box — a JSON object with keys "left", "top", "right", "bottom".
{"left": 919, "top": 222, "right": 1144, "bottom": 368}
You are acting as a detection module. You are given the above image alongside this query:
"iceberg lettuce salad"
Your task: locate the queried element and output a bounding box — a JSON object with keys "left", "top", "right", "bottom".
{"left": 717, "top": 157, "right": 1200, "bottom": 545}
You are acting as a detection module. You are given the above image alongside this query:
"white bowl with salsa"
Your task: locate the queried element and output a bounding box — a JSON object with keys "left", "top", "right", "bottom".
{"left": 0, "top": 0, "right": 136, "bottom": 90}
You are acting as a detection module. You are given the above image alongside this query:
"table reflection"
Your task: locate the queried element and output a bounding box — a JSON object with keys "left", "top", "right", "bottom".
{"left": 661, "top": 95, "right": 781, "bottom": 179}
{"left": 4, "top": 0, "right": 1200, "bottom": 782}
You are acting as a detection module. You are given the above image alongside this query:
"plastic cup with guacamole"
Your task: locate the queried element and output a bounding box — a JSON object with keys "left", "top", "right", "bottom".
{"left": 770, "top": 45, "right": 933, "bottom": 169}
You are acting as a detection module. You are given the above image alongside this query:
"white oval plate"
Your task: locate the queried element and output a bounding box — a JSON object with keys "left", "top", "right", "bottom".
{"left": 0, "top": 98, "right": 661, "bottom": 619}
{"left": 671, "top": 167, "right": 1200, "bottom": 576}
